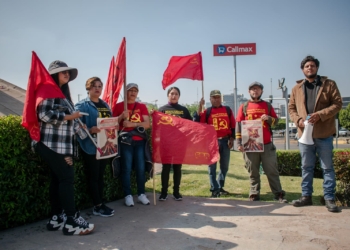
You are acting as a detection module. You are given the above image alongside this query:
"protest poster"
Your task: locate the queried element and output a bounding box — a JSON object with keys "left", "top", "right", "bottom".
{"left": 241, "top": 120, "right": 264, "bottom": 152}
{"left": 96, "top": 117, "right": 119, "bottom": 159}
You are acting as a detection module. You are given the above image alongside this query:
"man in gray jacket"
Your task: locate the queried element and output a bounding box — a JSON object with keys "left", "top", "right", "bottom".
{"left": 288, "top": 55, "right": 342, "bottom": 212}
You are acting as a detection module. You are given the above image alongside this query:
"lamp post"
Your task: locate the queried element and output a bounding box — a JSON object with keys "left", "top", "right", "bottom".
{"left": 277, "top": 78, "right": 290, "bottom": 150}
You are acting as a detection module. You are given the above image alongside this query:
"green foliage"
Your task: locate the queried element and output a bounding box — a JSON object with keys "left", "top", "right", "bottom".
{"left": 0, "top": 116, "right": 128, "bottom": 230}
{"left": 183, "top": 103, "right": 199, "bottom": 116}
{"left": 272, "top": 118, "right": 286, "bottom": 130}
{"left": 333, "top": 150, "right": 350, "bottom": 206}
{"left": 276, "top": 150, "right": 322, "bottom": 178}
{"left": 339, "top": 104, "right": 350, "bottom": 130}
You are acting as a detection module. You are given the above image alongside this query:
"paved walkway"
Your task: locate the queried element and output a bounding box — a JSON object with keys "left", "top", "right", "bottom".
{"left": 1, "top": 194, "right": 349, "bottom": 250}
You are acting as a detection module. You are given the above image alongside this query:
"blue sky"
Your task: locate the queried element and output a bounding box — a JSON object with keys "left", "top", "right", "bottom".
{"left": 1, "top": 0, "right": 349, "bottom": 110}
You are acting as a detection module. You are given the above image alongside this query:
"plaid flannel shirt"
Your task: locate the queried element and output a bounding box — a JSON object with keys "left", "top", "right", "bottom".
{"left": 35, "top": 98, "right": 79, "bottom": 155}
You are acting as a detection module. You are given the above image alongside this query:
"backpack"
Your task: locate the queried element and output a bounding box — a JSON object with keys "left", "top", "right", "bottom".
{"left": 205, "top": 106, "right": 232, "bottom": 123}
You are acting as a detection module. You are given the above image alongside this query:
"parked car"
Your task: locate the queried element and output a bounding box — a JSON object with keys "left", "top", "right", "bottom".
{"left": 289, "top": 128, "right": 297, "bottom": 138}
{"left": 338, "top": 128, "right": 350, "bottom": 137}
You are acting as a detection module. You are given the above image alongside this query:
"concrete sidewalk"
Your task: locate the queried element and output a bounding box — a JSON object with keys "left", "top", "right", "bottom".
{"left": 1, "top": 194, "right": 349, "bottom": 250}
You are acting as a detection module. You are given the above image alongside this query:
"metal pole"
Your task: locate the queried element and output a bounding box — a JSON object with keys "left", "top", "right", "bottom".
{"left": 284, "top": 88, "right": 290, "bottom": 150}
{"left": 233, "top": 55, "right": 238, "bottom": 116}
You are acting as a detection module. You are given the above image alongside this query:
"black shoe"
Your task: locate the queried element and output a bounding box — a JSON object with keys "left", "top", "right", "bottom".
{"left": 102, "top": 203, "right": 114, "bottom": 214}
{"left": 173, "top": 193, "right": 183, "bottom": 201}
{"left": 325, "top": 200, "right": 340, "bottom": 213}
{"left": 47, "top": 212, "right": 67, "bottom": 231}
{"left": 220, "top": 188, "right": 229, "bottom": 195}
{"left": 159, "top": 193, "right": 168, "bottom": 201}
{"left": 292, "top": 196, "right": 313, "bottom": 207}
{"left": 249, "top": 194, "right": 260, "bottom": 201}
{"left": 63, "top": 212, "right": 94, "bottom": 236}
{"left": 93, "top": 205, "right": 114, "bottom": 217}
{"left": 211, "top": 190, "right": 220, "bottom": 198}
{"left": 274, "top": 192, "right": 288, "bottom": 203}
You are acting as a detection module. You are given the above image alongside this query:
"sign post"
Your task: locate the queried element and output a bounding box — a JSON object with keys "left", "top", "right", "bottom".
{"left": 213, "top": 43, "right": 256, "bottom": 116}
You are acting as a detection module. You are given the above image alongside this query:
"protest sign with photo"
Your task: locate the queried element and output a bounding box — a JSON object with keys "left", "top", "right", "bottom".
{"left": 96, "top": 117, "right": 119, "bottom": 159}
{"left": 241, "top": 120, "right": 264, "bottom": 152}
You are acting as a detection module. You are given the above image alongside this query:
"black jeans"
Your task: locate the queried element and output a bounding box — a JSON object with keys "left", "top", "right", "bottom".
{"left": 161, "top": 164, "right": 182, "bottom": 194}
{"left": 81, "top": 151, "right": 108, "bottom": 206}
{"left": 35, "top": 142, "right": 76, "bottom": 217}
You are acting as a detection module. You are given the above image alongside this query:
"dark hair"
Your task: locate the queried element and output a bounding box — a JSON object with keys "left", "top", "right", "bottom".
{"left": 86, "top": 77, "right": 103, "bottom": 90}
{"left": 300, "top": 55, "right": 320, "bottom": 69}
{"left": 51, "top": 73, "right": 73, "bottom": 103}
{"left": 167, "top": 86, "right": 180, "bottom": 96}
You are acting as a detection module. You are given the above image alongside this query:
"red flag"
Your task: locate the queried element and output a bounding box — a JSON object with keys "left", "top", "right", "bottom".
{"left": 162, "top": 52, "right": 204, "bottom": 89}
{"left": 21, "top": 51, "right": 65, "bottom": 141}
{"left": 102, "top": 37, "right": 126, "bottom": 111}
{"left": 152, "top": 111, "right": 219, "bottom": 165}
{"left": 102, "top": 56, "right": 115, "bottom": 107}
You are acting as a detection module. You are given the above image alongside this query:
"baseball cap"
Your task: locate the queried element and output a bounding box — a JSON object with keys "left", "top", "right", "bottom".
{"left": 210, "top": 90, "right": 221, "bottom": 96}
{"left": 126, "top": 83, "right": 139, "bottom": 91}
{"left": 249, "top": 81, "right": 264, "bottom": 90}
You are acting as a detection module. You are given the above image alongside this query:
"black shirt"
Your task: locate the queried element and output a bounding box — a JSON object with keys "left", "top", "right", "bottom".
{"left": 158, "top": 103, "right": 192, "bottom": 120}
{"left": 305, "top": 76, "right": 321, "bottom": 114}
{"left": 92, "top": 99, "right": 111, "bottom": 118}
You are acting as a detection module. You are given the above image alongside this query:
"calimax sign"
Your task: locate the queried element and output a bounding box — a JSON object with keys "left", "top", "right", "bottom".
{"left": 213, "top": 43, "right": 256, "bottom": 56}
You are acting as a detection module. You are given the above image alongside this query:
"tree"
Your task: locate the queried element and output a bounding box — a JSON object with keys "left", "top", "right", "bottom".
{"left": 272, "top": 118, "right": 286, "bottom": 130}
{"left": 339, "top": 104, "right": 350, "bottom": 129}
{"left": 183, "top": 103, "right": 199, "bottom": 116}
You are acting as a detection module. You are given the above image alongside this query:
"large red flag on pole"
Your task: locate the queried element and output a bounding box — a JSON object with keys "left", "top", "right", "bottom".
{"left": 152, "top": 111, "right": 219, "bottom": 165}
{"left": 102, "top": 56, "right": 115, "bottom": 107}
{"left": 21, "top": 51, "right": 65, "bottom": 141}
{"left": 161, "top": 52, "right": 204, "bottom": 90}
{"left": 102, "top": 37, "right": 126, "bottom": 111}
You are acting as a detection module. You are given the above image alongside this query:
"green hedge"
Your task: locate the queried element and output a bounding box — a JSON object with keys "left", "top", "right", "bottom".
{"left": 277, "top": 149, "right": 350, "bottom": 206}
{"left": 0, "top": 115, "right": 133, "bottom": 230}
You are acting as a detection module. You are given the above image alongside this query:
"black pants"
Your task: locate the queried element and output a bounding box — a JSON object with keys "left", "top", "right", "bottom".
{"left": 35, "top": 142, "right": 76, "bottom": 217}
{"left": 81, "top": 151, "right": 108, "bottom": 206}
{"left": 161, "top": 164, "right": 182, "bottom": 194}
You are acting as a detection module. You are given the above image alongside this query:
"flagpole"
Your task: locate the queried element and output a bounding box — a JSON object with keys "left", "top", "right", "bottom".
{"left": 153, "top": 163, "right": 156, "bottom": 205}
{"left": 124, "top": 38, "right": 127, "bottom": 112}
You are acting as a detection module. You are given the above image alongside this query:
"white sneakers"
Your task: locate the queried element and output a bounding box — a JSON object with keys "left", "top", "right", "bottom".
{"left": 125, "top": 194, "right": 150, "bottom": 206}
{"left": 125, "top": 195, "right": 134, "bottom": 207}
{"left": 138, "top": 194, "right": 150, "bottom": 205}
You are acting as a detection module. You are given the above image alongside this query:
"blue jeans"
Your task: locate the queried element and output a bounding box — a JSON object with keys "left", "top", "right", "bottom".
{"left": 208, "top": 138, "right": 230, "bottom": 191}
{"left": 120, "top": 139, "right": 146, "bottom": 196}
{"left": 299, "top": 136, "right": 336, "bottom": 200}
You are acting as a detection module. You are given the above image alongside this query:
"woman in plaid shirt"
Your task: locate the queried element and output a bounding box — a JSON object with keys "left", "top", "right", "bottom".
{"left": 33, "top": 60, "right": 94, "bottom": 236}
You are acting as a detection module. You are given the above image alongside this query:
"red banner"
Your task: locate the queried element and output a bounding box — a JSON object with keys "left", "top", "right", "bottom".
{"left": 152, "top": 111, "right": 219, "bottom": 165}
{"left": 102, "top": 37, "right": 126, "bottom": 111}
{"left": 21, "top": 51, "right": 65, "bottom": 141}
{"left": 161, "top": 52, "right": 203, "bottom": 89}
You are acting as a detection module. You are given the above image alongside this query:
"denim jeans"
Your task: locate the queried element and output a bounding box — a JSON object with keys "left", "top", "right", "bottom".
{"left": 208, "top": 138, "right": 230, "bottom": 191}
{"left": 120, "top": 139, "right": 146, "bottom": 196}
{"left": 299, "top": 136, "right": 336, "bottom": 200}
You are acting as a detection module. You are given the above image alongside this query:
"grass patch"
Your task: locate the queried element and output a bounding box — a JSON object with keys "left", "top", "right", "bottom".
{"left": 145, "top": 151, "right": 325, "bottom": 205}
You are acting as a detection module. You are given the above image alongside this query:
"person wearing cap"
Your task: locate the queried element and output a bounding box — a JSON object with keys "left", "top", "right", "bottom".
{"left": 33, "top": 60, "right": 94, "bottom": 235}
{"left": 112, "top": 83, "right": 151, "bottom": 207}
{"left": 198, "top": 90, "right": 236, "bottom": 197}
{"left": 158, "top": 86, "right": 192, "bottom": 201}
{"left": 235, "top": 81, "right": 287, "bottom": 203}
{"left": 75, "top": 77, "right": 114, "bottom": 217}
{"left": 288, "top": 55, "right": 342, "bottom": 212}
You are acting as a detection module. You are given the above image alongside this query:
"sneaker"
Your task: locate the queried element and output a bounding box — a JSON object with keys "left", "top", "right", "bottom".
{"left": 138, "top": 194, "right": 150, "bottom": 205}
{"left": 63, "top": 212, "right": 94, "bottom": 236}
{"left": 220, "top": 188, "right": 229, "bottom": 195}
{"left": 211, "top": 190, "right": 220, "bottom": 198}
{"left": 47, "top": 212, "right": 67, "bottom": 231}
{"left": 274, "top": 192, "right": 288, "bottom": 203}
{"left": 173, "top": 193, "right": 183, "bottom": 201}
{"left": 325, "top": 200, "right": 340, "bottom": 213}
{"left": 93, "top": 205, "right": 114, "bottom": 217}
{"left": 102, "top": 203, "right": 114, "bottom": 214}
{"left": 125, "top": 195, "right": 134, "bottom": 207}
{"left": 292, "top": 196, "right": 313, "bottom": 207}
{"left": 249, "top": 194, "right": 260, "bottom": 201}
{"left": 159, "top": 193, "right": 168, "bottom": 201}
